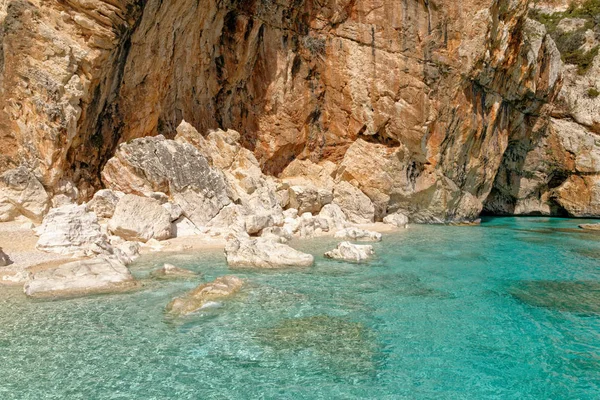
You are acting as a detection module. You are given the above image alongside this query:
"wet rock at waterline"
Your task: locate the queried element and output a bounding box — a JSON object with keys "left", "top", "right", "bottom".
{"left": 510, "top": 281, "right": 600, "bottom": 314}
{"left": 579, "top": 224, "right": 600, "bottom": 231}
{"left": 225, "top": 235, "right": 314, "bottom": 268}
{"left": 24, "top": 256, "right": 137, "bottom": 299}
{"left": 325, "top": 242, "right": 374, "bottom": 262}
{"left": 166, "top": 275, "right": 243, "bottom": 315}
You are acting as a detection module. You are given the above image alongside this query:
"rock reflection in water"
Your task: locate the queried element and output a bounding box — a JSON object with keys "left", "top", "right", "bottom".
{"left": 510, "top": 281, "right": 600, "bottom": 314}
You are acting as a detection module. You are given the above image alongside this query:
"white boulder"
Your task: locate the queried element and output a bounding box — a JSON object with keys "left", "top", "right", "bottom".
{"left": 36, "top": 204, "right": 112, "bottom": 256}
{"left": 325, "top": 241, "right": 374, "bottom": 262}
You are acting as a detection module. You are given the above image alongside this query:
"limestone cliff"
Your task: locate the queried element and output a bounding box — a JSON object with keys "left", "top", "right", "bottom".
{"left": 0, "top": 0, "right": 571, "bottom": 222}
{"left": 484, "top": 0, "right": 600, "bottom": 216}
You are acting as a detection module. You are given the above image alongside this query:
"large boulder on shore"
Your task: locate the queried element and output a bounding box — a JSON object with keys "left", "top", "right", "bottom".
{"left": 24, "top": 256, "right": 136, "bottom": 299}
{"left": 108, "top": 194, "right": 173, "bottom": 242}
{"left": 102, "top": 135, "right": 231, "bottom": 226}
{"left": 166, "top": 275, "right": 244, "bottom": 315}
{"left": 325, "top": 242, "right": 374, "bottom": 262}
{"left": 225, "top": 235, "right": 314, "bottom": 268}
{"left": 383, "top": 211, "right": 409, "bottom": 228}
{"left": 36, "top": 204, "right": 112, "bottom": 256}
{"left": 0, "top": 167, "right": 50, "bottom": 222}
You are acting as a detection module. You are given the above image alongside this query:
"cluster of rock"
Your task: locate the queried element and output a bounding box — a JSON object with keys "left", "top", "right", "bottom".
{"left": 0, "top": 121, "right": 412, "bottom": 298}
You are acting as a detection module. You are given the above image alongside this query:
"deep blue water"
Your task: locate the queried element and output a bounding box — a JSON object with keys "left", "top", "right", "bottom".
{"left": 0, "top": 217, "right": 599, "bottom": 399}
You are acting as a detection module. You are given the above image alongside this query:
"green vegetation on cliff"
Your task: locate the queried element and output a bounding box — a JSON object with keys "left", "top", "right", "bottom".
{"left": 530, "top": 0, "right": 600, "bottom": 74}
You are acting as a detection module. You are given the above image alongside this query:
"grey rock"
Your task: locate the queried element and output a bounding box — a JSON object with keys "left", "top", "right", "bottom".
{"left": 334, "top": 227, "right": 382, "bottom": 242}
{"left": 225, "top": 234, "right": 314, "bottom": 268}
{"left": 0, "top": 167, "right": 50, "bottom": 222}
{"left": 325, "top": 241, "right": 374, "bottom": 262}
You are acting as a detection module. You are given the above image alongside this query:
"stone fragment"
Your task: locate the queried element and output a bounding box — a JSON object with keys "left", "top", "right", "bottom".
{"left": 108, "top": 194, "right": 173, "bottom": 242}
{"left": 166, "top": 275, "right": 244, "bottom": 315}
{"left": 325, "top": 242, "right": 374, "bottom": 262}
{"left": 0, "top": 248, "right": 12, "bottom": 267}
{"left": 0, "top": 167, "right": 50, "bottom": 222}
{"left": 151, "top": 263, "right": 197, "bottom": 279}
{"left": 88, "top": 189, "right": 123, "bottom": 219}
{"left": 383, "top": 212, "right": 409, "bottom": 228}
{"left": 24, "top": 256, "right": 136, "bottom": 299}
{"left": 36, "top": 204, "right": 111, "bottom": 256}
{"left": 225, "top": 235, "right": 314, "bottom": 268}
{"left": 334, "top": 227, "right": 382, "bottom": 242}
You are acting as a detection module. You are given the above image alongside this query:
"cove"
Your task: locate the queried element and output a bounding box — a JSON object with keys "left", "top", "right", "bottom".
{"left": 0, "top": 217, "right": 599, "bottom": 399}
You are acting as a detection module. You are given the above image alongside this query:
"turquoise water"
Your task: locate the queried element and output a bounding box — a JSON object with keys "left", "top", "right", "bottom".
{"left": 1, "top": 217, "right": 600, "bottom": 399}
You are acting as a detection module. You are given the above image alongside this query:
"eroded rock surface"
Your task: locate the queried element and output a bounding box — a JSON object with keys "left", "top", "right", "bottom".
{"left": 151, "top": 263, "right": 197, "bottom": 279}
{"left": 0, "top": 0, "right": 566, "bottom": 223}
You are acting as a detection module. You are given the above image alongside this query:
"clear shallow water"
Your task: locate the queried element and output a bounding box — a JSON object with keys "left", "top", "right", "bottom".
{"left": 1, "top": 218, "right": 600, "bottom": 399}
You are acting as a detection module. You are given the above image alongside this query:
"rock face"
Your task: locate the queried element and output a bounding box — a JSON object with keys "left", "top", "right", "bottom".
{"left": 24, "top": 256, "right": 136, "bottom": 299}
{"left": 102, "top": 136, "right": 231, "bottom": 226}
{"left": 36, "top": 204, "right": 111, "bottom": 256}
{"left": 225, "top": 235, "right": 314, "bottom": 268}
{"left": 166, "top": 275, "right": 243, "bottom": 315}
{"left": 0, "top": 0, "right": 567, "bottom": 223}
{"left": 0, "top": 167, "right": 49, "bottom": 222}
{"left": 325, "top": 242, "right": 374, "bottom": 262}
{"left": 108, "top": 194, "right": 173, "bottom": 242}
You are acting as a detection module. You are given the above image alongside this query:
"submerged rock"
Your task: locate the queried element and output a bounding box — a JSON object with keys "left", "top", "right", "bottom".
{"left": 510, "top": 280, "right": 600, "bottom": 314}
{"left": 166, "top": 275, "right": 243, "bottom": 315}
{"left": 257, "top": 315, "right": 376, "bottom": 375}
{"left": 334, "top": 227, "right": 382, "bottom": 242}
{"left": 151, "top": 263, "right": 197, "bottom": 279}
{"left": 225, "top": 235, "right": 314, "bottom": 268}
{"left": 36, "top": 204, "right": 111, "bottom": 256}
{"left": 24, "top": 256, "right": 136, "bottom": 299}
{"left": 108, "top": 194, "right": 173, "bottom": 242}
{"left": 325, "top": 242, "right": 374, "bottom": 262}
